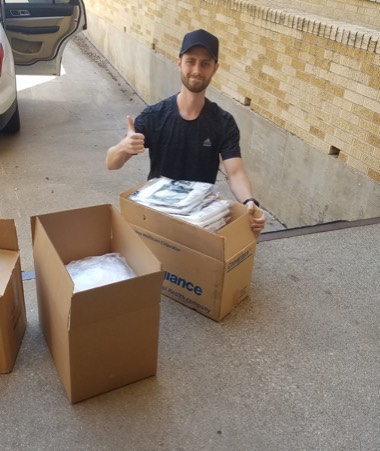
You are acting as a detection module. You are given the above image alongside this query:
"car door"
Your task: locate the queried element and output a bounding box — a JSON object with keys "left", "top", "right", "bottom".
{"left": 0, "top": 0, "right": 86, "bottom": 76}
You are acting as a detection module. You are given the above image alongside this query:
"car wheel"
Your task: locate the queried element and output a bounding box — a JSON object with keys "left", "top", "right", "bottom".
{"left": 3, "top": 103, "right": 20, "bottom": 133}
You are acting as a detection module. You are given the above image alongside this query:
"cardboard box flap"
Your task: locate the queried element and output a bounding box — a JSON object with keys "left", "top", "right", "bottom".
{"left": 0, "top": 220, "right": 26, "bottom": 374}
{"left": 120, "top": 188, "right": 219, "bottom": 255}
{"left": 31, "top": 205, "right": 113, "bottom": 265}
{"left": 120, "top": 189, "right": 256, "bottom": 260}
{"left": 0, "top": 250, "right": 20, "bottom": 297}
{"left": 32, "top": 204, "right": 162, "bottom": 273}
{"left": 217, "top": 204, "right": 257, "bottom": 259}
{"left": 32, "top": 217, "right": 74, "bottom": 322}
{"left": 109, "top": 207, "right": 162, "bottom": 275}
{"left": 69, "top": 271, "right": 163, "bottom": 329}
{"left": 0, "top": 219, "right": 19, "bottom": 252}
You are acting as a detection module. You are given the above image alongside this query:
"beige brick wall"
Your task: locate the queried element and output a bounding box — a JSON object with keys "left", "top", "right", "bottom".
{"left": 84, "top": 0, "right": 380, "bottom": 184}
{"left": 255, "top": 0, "right": 380, "bottom": 29}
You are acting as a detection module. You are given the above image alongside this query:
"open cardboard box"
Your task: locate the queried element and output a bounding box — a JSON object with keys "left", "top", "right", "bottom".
{"left": 120, "top": 187, "right": 259, "bottom": 322}
{"left": 0, "top": 219, "right": 27, "bottom": 374}
{"left": 31, "top": 204, "right": 163, "bottom": 403}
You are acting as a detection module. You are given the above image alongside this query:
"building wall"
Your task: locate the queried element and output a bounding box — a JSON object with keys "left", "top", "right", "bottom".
{"left": 260, "top": 0, "right": 380, "bottom": 29}
{"left": 83, "top": 0, "right": 380, "bottom": 227}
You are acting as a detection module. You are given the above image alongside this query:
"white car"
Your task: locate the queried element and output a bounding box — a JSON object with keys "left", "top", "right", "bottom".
{"left": 0, "top": 0, "right": 86, "bottom": 133}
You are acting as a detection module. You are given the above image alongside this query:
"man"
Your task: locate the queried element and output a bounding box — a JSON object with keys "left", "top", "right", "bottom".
{"left": 106, "top": 29, "right": 265, "bottom": 233}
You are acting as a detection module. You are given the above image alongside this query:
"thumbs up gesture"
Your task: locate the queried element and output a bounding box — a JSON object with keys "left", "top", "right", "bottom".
{"left": 127, "top": 115, "right": 135, "bottom": 133}
{"left": 125, "top": 115, "right": 145, "bottom": 155}
{"left": 105, "top": 115, "right": 146, "bottom": 170}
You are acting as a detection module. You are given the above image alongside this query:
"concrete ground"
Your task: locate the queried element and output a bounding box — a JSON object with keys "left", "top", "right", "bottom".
{"left": 1, "top": 35, "right": 380, "bottom": 451}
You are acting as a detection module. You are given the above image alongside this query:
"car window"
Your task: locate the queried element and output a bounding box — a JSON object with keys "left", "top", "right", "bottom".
{"left": 3, "top": 0, "right": 86, "bottom": 75}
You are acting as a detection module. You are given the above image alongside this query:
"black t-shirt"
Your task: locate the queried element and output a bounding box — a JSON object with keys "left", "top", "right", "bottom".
{"left": 134, "top": 94, "right": 241, "bottom": 184}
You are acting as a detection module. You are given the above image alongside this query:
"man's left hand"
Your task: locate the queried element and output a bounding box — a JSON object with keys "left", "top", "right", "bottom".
{"left": 246, "top": 202, "right": 266, "bottom": 234}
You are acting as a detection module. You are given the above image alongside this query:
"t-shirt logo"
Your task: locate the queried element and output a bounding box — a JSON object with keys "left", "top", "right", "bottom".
{"left": 202, "top": 138, "right": 212, "bottom": 147}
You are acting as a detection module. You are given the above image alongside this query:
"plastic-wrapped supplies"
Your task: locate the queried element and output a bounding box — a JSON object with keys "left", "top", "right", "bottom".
{"left": 66, "top": 253, "right": 136, "bottom": 292}
{"left": 129, "top": 177, "right": 217, "bottom": 213}
{"left": 171, "top": 199, "right": 231, "bottom": 227}
{"left": 129, "top": 177, "right": 231, "bottom": 232}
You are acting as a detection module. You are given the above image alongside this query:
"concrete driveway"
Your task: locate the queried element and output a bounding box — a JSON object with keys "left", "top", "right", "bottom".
{"left": 1, "top": 35, "right": 380, "bottom": 451}
{"left": 0, "top": 35, "right": 152, "bottom": 271}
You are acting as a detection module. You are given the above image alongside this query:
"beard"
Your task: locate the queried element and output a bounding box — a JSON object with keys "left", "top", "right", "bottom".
{"left": 181, "top": 74, "right": 211, "bottom": 93}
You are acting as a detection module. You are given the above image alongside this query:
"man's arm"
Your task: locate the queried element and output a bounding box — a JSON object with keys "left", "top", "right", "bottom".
{"left": 106, "top": 116, "right": 145, "bottom": 170}
{"left": 222, "top": 157, "right": 266, "bottom": 234}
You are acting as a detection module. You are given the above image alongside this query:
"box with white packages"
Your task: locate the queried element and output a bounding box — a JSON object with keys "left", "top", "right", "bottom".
{"left": 129, "top": 177, "right": 231, "bottom": 232}
{"left": 31, "top": 204, "right": 163, "bottom": 403}
{"left": 120, "top": 179, "right": 261, "bottom": 321}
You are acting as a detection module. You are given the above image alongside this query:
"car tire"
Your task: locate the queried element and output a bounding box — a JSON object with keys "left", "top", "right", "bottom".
{"left": 3, "top": 103, "right": 20, "bottom": 133}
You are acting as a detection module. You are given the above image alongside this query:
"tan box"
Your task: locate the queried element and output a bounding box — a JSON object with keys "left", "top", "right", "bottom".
{"left": 31, "top": 205, "right": 163, "bottom": 403}
{"left": 120, "top": 188, "right": 258, "bottom": 322}
{"left": 0, "top": 219, "right": 27, "bottom": 374}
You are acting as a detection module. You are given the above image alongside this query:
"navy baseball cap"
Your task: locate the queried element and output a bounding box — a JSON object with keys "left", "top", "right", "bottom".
{"left": 179, "top": 29, "right": 219, "bottom": 61}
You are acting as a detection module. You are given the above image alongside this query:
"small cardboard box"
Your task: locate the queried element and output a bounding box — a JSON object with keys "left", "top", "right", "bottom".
{"left": 0, "top": 219, "right": 27, "bottom": 374}
{"left": 120, "top": 188, "right": 258, "bottom": 322}
{"left": 31, "top": 205, "right": 163, "bottom": 404}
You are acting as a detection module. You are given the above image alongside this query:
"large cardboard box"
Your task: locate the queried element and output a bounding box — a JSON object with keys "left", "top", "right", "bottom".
{"left": 120, "top": 188, "right": 258, "bottom": 322}
{"left": 0, "top": 219, "right": 27, "bottom": 374}
{"left": 31, "top": 205, "right": 163, "bottom": 403}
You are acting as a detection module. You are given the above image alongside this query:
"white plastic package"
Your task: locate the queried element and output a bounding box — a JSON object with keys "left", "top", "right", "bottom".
{"left": 129, "top": 177, "right": 216, "bottom": 211}
{"left": 129, "top": 177, "right": 231, "bottom": 231}
{"left": 204, "top": 217, "right": 230, "bottom": 232}
{"left": 171, "top": 199, "right": 231, "bottom": 227}
{"left": 66, "top": 253, "right": 136, "bottom": 293}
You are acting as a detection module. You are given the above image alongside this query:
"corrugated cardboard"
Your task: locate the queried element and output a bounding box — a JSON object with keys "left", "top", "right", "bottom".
{"left": 120, "top": 188, "right": 259, "bottom": 321}
{"left": 0, "top": 219, "right": 27, "bottom": 373}
{"left": 31, "top": 205, "right": 163, "bottom": 403}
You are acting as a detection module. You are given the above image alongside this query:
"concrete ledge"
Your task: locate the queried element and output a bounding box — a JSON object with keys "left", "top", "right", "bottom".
{"left": 259, "top": 216, "right": 380, "bottom": 241}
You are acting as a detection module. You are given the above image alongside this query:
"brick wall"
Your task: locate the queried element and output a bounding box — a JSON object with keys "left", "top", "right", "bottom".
{"left": 257, "top": 0, "right": 380, "bottom": 29}
{"left": 84, "top": 0, "right": 380, "bottom": 184}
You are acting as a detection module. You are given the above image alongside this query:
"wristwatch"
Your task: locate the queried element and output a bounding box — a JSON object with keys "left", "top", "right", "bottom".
{"left": 243, "top": 197, "right": 260, "bottom": 207}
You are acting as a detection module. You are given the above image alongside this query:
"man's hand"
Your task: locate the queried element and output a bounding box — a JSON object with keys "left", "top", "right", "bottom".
{"left": 106, "top": 116, "right": 146, "bottom": 169}
{"left": 246, "top": 201, "right": 266, "bottom": 235}
{"left": 123, "top": 115, "right": 145, "bottom": 155}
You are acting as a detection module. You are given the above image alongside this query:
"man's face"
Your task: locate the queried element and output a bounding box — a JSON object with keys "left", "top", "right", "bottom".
{"left": 177, "top": 46, "right": 219, "bottom": 93}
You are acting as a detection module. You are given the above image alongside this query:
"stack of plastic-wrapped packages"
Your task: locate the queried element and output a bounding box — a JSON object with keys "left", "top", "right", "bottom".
{"left": 129, "top": 177, "right": 231, "bottom": 232}
{"left": 66, "top": 253, "right": 136, "bottom": 292}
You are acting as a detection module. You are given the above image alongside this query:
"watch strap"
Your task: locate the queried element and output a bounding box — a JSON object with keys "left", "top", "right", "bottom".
{"left": 243, "top": 197, "right": 260, "bottom": 207}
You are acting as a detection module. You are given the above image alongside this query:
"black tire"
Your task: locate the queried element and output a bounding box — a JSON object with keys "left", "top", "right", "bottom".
{"left": 3, "top": 103, "right": 20, "bottom": 133}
